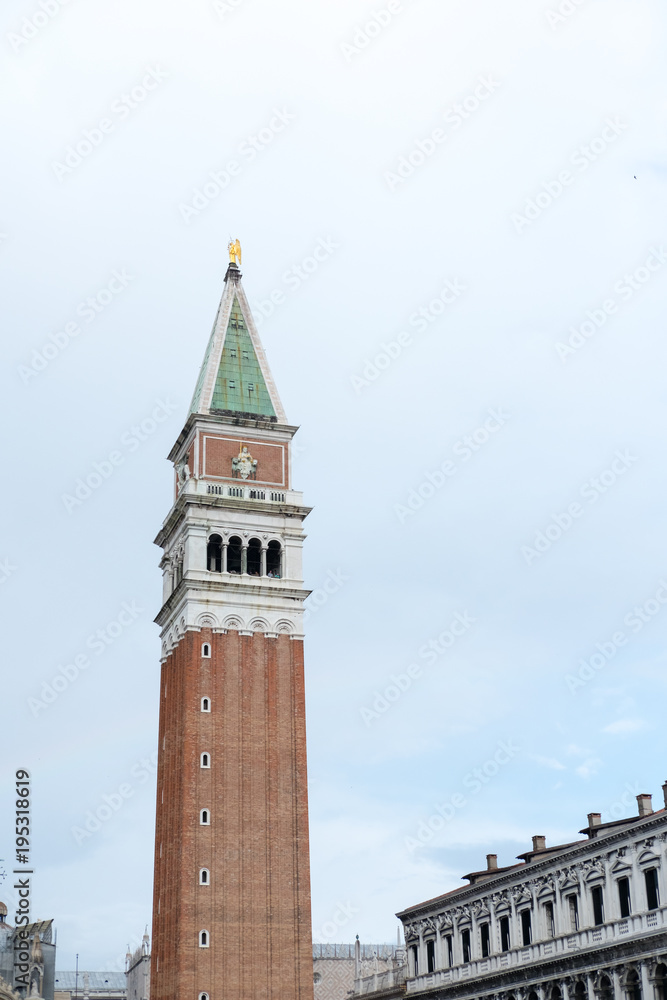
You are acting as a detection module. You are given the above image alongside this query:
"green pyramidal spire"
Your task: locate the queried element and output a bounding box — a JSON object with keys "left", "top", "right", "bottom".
{"left": 189, "top": 261, "right": 285, "bottom": 422}
{"left": 210, "top": 297, "right": 276, "bottom": 417}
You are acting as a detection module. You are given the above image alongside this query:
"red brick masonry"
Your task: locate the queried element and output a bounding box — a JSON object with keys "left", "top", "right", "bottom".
{"left": 151, "top": 630, "right": 313, "bottom": 1000}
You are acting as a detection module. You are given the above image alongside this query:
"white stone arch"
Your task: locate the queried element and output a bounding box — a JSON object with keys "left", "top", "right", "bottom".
{"left": 249, "top": 617, "right": 270, "bottom": 633}
{"left": 223, "top": 615, "right": 244, "bottom": 631}
{"left": 197, "top": 613, "right": 218, "bottom": 629}
{"left": 274, "top": 619, "right": 294, "bottom": 635}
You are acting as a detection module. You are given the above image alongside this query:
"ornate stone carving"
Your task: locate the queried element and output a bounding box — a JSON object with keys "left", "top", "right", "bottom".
{"left": 249, "top": 618, "right": 270, "bottom": 633}
{"left": 275, "top": 619, "right": 295, "bottom": 634}
{"left": 223, "top": 615, "right": 244, "bottom": 631}
{"left": 197, "top": 613, "right": 218, "bottom": 628}
{"left": 232, "top": 445, "right": 258, "bottom": 481}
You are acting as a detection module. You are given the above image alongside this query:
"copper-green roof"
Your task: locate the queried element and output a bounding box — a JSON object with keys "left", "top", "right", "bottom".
{"left": 210, "top": 298, "right": 276, "bottom": 417}
{"left": 189, "top": 319, "right": 216, "bottom": 415}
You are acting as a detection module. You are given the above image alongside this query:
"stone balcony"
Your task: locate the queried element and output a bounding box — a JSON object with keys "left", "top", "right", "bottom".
{"left": 181, "top": 477, "right": 303, "bottom": 507}
{"left": 355, "top": 965, "right": 408, "bottom": 996}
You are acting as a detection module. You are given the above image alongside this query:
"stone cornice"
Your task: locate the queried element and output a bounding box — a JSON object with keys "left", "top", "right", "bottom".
{"left": 154, "top": 577, "right": 310, "bottom": 627}
{"left": 167, "top": 411, "right": 299, "bottom": 462}
{"left": 155, "top": 492, "right": 312, "bottom": 547}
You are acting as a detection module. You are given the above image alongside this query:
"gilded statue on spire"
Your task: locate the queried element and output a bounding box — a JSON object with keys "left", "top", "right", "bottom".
{"left": 228, "top": 238, "right": 242, "bottom": 266}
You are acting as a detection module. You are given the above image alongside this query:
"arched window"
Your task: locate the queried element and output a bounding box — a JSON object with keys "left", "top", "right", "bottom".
{"left": 626, "top": 971, "right": 641, "bottom": 1000}
{"left": 247, "top": 537, "right": 262, "bottom": 576}
{"left": 202, "top": 643, "right": 211, "bottom": 658}
{"left": 201, "top": 697, "right": 210, "bottom": 712}
{"left": 599, "top": 976, "right": 613, "bottom": 1000}
{"left": 207, "top": 535, "right": 222, "bottom": 573}
{"left": 199, "top": 869, "right": 210, "bottom": 885}
{"left": 199, "top": 994, "right": 209, "bottom": 1000}
{"left": 199, "top": 930, "right": 209, "bottom": 948}
{"left": 654, "top": 964, "right": 667, "bottom": 1000}
{"left": 200, "top": 809, "right": 210, "bottom": 825}
{"left": 551, "top": 988, "right": 562, "bottom": 1000}
{"left": 267, "top": 540, "right": 282, "bottom": 578}
{"left": 227, "top": 536, "right": 242, "bottom": 574}
{"left": 575, "top": 982, "right": 588, "bottom": 1000}
{"left": 201, "top": 752, "right": 210, "bottom": 768}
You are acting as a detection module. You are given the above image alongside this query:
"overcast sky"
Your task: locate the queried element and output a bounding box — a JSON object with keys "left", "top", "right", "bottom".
{"left": 2, "top": 0, "right": 667, "bottom": 973}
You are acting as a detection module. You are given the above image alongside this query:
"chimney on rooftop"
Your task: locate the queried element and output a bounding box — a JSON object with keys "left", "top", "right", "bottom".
{"left": 662, "top": 781, "right": 667, "bottom": 809}
{"left": 532, "top": 836, "right": 546, "bottom": 852}
{"left": 637, "top": 794, "right": 653, "bottom": 817}
{"left": 486, "top": 854, "right": 498, "bottom": 870}
{"left": 588, "top": 812, "right": 601, "bottom": 828}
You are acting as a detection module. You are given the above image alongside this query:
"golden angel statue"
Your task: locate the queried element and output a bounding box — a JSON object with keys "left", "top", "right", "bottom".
{"left": 228, "top": 238, "right": 242, "bottom": 266}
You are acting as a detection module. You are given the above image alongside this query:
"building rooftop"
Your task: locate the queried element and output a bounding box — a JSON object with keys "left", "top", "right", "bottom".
{"left": 54, "top": 972, "right": 126, "bottom": 991}
{"left": 397, "top": 790, "right": 667, "bottom": 917}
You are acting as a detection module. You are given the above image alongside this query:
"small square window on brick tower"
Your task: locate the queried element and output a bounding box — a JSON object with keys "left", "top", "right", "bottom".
{"left": 151, "top": 243, "right": 314, "bottom": 1000}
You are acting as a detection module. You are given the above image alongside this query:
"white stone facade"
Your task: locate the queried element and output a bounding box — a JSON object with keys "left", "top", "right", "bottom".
{"left": 154, "top": 459, "right": 311, "bottom": 656}
{"left": 355, "top": 792, "right": 667, "bottom": 1000}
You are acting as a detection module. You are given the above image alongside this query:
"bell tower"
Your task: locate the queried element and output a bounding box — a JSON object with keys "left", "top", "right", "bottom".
{"left": 150, "top": 247, "right": 314, "bottom": 1000}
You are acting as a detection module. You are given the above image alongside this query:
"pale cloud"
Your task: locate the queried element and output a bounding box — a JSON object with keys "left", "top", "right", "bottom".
{"left": 531, "top": 755, "right": 566, "bottom": 771}
{"left": 603, "top": 718, "right": 647, "bottom": 735}
{"left": 576, "top": 758, "right": 603, "bottom": 780}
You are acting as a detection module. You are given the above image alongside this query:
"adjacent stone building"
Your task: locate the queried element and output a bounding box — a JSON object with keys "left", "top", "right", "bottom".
{"left": 53, "top": 971, "right": 126, "bottom": 1000}
{"left": 314, "top": 944, "right": 404, "bottom": 1000}
{"left": 125, "top": 932, "right": 150, "bottom": 1000}
{"left": 354, "top": 788, "right": 667, "bottom": 1000}
{"left": 0, "top": 908, "right": 56, "bottom": 1000}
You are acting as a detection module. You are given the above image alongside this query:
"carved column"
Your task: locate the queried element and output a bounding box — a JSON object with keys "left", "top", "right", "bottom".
{"left": 640, "top": 962, "right": 652, "bottom": 1000}
{"left": 611, "top": 968, "right": 623, "bottom": 999}
{"left": 488, "top": 903, "right": 498, "bottom": 957}
{"left": 261, "top": 545, "right": 267, "bottom": 577}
